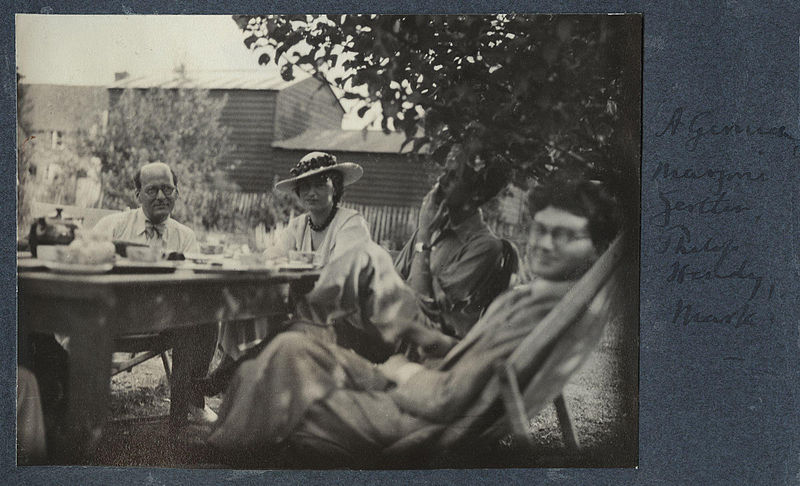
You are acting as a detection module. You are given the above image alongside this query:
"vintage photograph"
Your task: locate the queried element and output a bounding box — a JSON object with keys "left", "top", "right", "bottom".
{"left": 16, "top": 14, "right": 641, "bottom": 468}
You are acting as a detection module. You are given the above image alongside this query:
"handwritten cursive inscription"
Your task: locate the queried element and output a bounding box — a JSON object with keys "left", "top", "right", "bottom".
{"left": 651, "top": 190, "right": 751, "bottom": 227}
{"left": 655, "top": 224, "right": 740, "bottom": 260}
{"left": 665, "top": 258, "right": 763, "bottom": 300}
{"left": 651, "top": 162, "right": 768, "bottom": 195}
{"left": 671, "top": 299, "right": 757, "bottom": 328}
{"left": 652, "top": 105, "right": 780, "bottom": 332}
{"left": 655, "top": 107, "right": 796, "bottom": 151}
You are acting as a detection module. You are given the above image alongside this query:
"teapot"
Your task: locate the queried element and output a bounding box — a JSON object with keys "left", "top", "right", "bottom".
{"left": 28, "top": 208, "right": 82, "bottom": 257}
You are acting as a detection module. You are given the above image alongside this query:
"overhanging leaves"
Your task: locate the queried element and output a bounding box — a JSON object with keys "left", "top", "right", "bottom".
{"left": 233, "top": 14, "right": 640, "bottom": 189}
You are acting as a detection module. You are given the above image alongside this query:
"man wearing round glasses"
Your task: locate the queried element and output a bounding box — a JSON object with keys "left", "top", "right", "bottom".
{"left": 94, "top": 162, "right": 195, "bottom": 250}
{"left": 93, "top": 162, "right": 218, "bottom": 428}
{"left": 526, "top": 178, "right": 620, "bottom": 282}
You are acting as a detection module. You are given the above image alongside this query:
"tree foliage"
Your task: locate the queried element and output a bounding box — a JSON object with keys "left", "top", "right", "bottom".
{"left": 233, "top": 14, "right": 640, "bottom": 196}
{"left": 82, "top": 87, "right": 235, "bottom": 227}
{"left": 17, "top": 74, "right": 34, "bottom": 236}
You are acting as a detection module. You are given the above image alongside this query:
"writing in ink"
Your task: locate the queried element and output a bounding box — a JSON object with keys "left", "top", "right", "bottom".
{"left": 671, "top": 299, "right": 757, "bottom": 328}
{"left": 654, "top": 224, "right": 740, "bottom": 262}
{"left": 651, "top": 162, "right": 768, "bottom": 195}
{"left": 651, "top": 190, "right": 750, "bottom": 227}
{"left": 654, "top": 106, "right": 797, "bottom": 151}
{"left": 666, "top": 258, "right": 763, "bottom": 300}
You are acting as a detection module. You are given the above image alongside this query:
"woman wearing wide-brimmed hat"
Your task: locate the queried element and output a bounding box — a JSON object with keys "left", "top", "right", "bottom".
{"left": 197, "top": 152, "right": 371, "bottom": 397}
{"left": 266, "top": 151, "right": 370, "bottom": 266}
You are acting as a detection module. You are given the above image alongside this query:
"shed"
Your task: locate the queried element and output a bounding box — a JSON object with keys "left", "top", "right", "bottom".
{"left": 109, "top": 70, "right": 345, "bottom": 192}
{"left": 272, "top": 128, "right": 440, "bottom": 207}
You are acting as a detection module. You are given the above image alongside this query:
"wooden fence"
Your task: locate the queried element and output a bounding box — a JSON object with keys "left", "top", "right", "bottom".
{"left": 340, "top": 202, "right": 419, "bottom": 247}
{"left": 178, "top": 190, "right": 288, "bottom": 230}
{"left": 182, "top": 191, "right": 525, "bottom": 244}
{"left": 36, "top": 187, "right": 526, "bottom": 250}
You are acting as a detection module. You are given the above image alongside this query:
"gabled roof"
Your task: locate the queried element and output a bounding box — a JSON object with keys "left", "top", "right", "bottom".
{"left": 109, "top": 70, "right": 311, "bottom": 91}
{"left": 272, "top": 128, "right": 429, "bottom": 154}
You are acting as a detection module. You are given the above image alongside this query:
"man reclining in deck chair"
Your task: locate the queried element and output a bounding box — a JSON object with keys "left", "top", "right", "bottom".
{"left": 201, "top": 176, "right": 621, "bottom": 464}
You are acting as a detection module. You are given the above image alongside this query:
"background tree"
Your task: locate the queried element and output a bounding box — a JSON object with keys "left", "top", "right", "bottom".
{"left": 16, "top": 75, "right": 90, "bottom": 231}
{"left": 82, "top": 85, "right": 235, "bottom": 229}
{"left": 17, "top": 72, "right": 34, "bottom": 237}
{"left": 233, "top": 14, "right": 640, "bottom": 201}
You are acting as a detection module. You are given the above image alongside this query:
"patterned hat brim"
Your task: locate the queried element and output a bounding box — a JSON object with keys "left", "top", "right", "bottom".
{"left": 274, "top": 162, "right": 363, "bottom": 193}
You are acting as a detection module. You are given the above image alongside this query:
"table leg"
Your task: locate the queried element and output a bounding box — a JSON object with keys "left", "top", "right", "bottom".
{"left": 53, "top": 306, "right": 113, "bottom": 463}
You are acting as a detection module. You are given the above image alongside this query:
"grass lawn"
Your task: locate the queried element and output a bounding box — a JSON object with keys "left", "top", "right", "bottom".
{"left": 90, "top": 312, "right": 636, "bottom": 469}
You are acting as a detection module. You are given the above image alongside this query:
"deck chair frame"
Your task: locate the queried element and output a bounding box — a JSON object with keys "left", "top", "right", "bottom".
{"left": 438, "top": 233, "right": 627, "bottom": 450}
{"left": 492, "top": 233, "right": 624, "bottom": 449}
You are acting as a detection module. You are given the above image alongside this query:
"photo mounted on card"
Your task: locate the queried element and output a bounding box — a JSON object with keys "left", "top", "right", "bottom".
{"left": 15, "top": 13, "right": 641, "bottom": 469}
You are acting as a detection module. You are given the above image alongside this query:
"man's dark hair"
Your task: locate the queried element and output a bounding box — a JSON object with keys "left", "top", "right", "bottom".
{"left": 529, "top": 176, "right": 621, "bottom": 252}
{"left": 293, "top": 170, "right": 345, "bottom": 207}
{"left": 133, "top": 165, "right": 178, "bottom": 191}
{"left": 443, "top": 145, "right": 511, "bottom": 206}
{"left": 464, "top": 158, "right": 511, "bottom": 206}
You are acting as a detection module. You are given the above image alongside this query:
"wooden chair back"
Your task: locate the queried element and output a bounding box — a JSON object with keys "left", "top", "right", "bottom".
{"left": 30, "top": 201, "right": 120, "bottom": 231}
{"left": 440, "top": 234, "right": 625, "bottom": 447}
{"left": 384, "top": 233, "right": 627, "bottom": 456}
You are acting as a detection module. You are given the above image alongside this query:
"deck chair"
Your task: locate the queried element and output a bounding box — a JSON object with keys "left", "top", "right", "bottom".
{"left": 384, "top": 232, "right": 627, "bottom": 458}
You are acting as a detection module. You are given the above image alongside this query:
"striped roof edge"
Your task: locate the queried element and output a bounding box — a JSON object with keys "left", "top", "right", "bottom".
{"left": 109, "top": 70, "right": 312, "bottom": 91}
{"left": 272, "top": 128, "right": 430, "bottom": 155}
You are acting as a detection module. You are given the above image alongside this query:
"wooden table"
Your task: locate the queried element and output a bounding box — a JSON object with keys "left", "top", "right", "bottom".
{"left": 17, "top": 262, "right": 319, "bottom": 463}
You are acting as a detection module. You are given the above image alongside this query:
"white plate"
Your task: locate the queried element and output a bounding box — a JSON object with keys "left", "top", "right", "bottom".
{"left": 45, "top": 261, "right": 114, "bottom": 274}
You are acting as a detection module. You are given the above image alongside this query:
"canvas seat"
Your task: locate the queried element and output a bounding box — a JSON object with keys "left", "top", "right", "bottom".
{"left": 382, "top": 233, "right": 627, "bottom": 460}
{"left": 195, "top": 234, "right": 629, "bottom": 470}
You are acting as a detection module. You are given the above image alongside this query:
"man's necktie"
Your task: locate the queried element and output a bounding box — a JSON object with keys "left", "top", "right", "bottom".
{"left": 145, "top": 220, "right": 166, "bottom": 240}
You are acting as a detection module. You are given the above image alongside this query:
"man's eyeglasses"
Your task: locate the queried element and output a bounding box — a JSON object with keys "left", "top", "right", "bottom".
{"left": 530, "top": 222, "right": 590, "bottom": 246}
{"left": 143, "top": 185, "right": 177, "bottom": 198}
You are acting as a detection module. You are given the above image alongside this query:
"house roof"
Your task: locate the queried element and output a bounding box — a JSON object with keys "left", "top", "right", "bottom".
{"left": 109, "top": 70, "right": 311, "bottom": 91}
{"left": 272, "top": 128, "right": 429, "bottom": 154}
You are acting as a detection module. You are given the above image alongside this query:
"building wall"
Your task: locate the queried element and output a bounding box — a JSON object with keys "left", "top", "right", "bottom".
{"left": 227, "top": 77, "right": 347, "bottom": 193}
{"left": 20, "top": 84, "right": 109, "bottom": 144}
{"left": 269, "top": 148, "right": 440, "bottom": 207}
{"left": 274, "top": 77, "right": 344, "bottom": 142}
{"left": 211, "top": 77, "right": 344, "bottom": 192}
{"left": 213, "top": 89, "right": 278, "bottom": 190}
